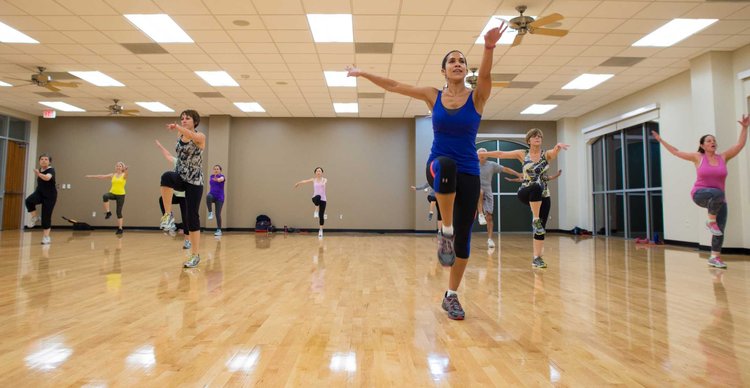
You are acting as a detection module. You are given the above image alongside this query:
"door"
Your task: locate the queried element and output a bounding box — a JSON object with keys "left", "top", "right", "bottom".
{"left": 2, "top": 140, "right": 27, "bottom": 230}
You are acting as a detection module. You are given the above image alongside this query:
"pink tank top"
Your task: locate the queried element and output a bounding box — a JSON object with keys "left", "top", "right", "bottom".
{"left": 313, "top": 179, "right": 326, "bottom": 201}
{"left": 691, "top": 153, "right": 727, "bottom": 196}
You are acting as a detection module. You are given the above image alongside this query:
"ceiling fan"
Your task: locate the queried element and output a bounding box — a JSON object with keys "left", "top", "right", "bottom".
{"left": 105, "top": 99, "right": 139, "bottom": 116}
{"left": 465, "top": 67, "right": 510, "bottom": 89}
{"left": 8, "top": 66, "right": 81, "bottom": 92}
{"left": 506, "top": 5, "right": 568, "bottom": 47}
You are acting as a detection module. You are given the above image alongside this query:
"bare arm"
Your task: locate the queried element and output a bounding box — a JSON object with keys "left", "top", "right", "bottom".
{"left": 346, "top": 66, "right": 438, "bottom": 107}
{"left": 651, "top": 130, "right": 700, "bottom": 163}
{"left": 166, "top": 123, "right": 206, "bottom": 148}
{"left": 501, "top": 166, "right": 523, "bottom": 178}
{"left": 473, "top": 22, "right": 508, "bottom": 112}
{"left": 294, "top": 178, "right": 314, "bottom": 188}
{"left": 721, "top": 114, "right": 749, "bottom": 161}
{"left": 155, "top": 139, "right": 177, "bottom": 165}
{"left": 545, "top": 143, "right": 570, "bottom": 161}
{"left": 85, "top": 173, "right": 114, "bottom": 179}
{"left": 122, "top": 165, "right": 129, "bottom": 180}
{"left": 480, "top": 149, "right": 525, "bottom": 162}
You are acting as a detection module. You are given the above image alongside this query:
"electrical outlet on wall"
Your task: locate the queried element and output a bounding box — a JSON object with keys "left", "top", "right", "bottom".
{"left": 92, "top": 211, "right": 96, "bottom": 217}
{"left": 339, "top": 214, "right": 343, "bottom": 219}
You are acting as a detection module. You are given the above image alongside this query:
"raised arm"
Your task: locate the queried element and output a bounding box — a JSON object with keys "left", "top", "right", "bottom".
{"left": 473, "top": 22, "right": 508, "bottom": 112}
{"left": 85, "top": 173, "right": 114, "bottom": 179}
{"left": 155, "top": 139, "right": 177, "bottom": 164}
{"left": 651, "top": 130, "right": 700, "bottom": 164}
{"left": 213, "top": 175, "right": 225, "bottom": 183}
{"left": 721, "top": 114, "right": 749, "bottom": 161}
{"left": 413, "top": 182, "right": 430, "bottom": 191}
{"left": 34, "top": 169, "right": 53, "bottom": 181}
{"left": 480, "top": 149, "right": 525, "bottom": 162}
{"left": 166, "top": 123, "right": 206, "bottom": 148}
{"left": 346, "top": 66, "right": 438, "bottom": 107}
{"left": 501, "top": 166, "right": 523, "bottom": 178}
{"left": 545, "top": 143, "right": 570, "bottom": 161}
{"left": 294, "top": 178, "right": 314, "bottom": 188}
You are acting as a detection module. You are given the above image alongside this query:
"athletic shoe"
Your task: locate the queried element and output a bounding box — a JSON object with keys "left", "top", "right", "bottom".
{"left": 208, "top": 211, "right": 214, "bottom": 220}
{"left": 532, "top": 218, "right": 545, "bottom": 236}
{"left": 183, "top": 254, "right": 200, "bottom": 268}
{"left": 105, "top": 211, "right": 112, "bottom": 220}
{"left": 314, "top": 211, "right": 318, "bottom": 219}
{"left": 115, "top": 228, "right": 123, "bottom": 235}
{"left": 706, "top": 221, "right": 723, "bottom": 236}
{"left": 183, "top": 240, "right": 191, "bottom": 250}
{"left": 532, "top": 256, "right": 547, "bottom": 268}
{"left": 29, "top": 215, "right": 39, "bottom": 227}
{"left": 41, "top": 236, "right": 51, "bottom": 245}
{"left": 708, "top": 256, "right": 727, "bottom": 269}
{"left": 437, "top": 232, "right": 456, "bottom": 267}
{"left": 441, "top": 293, "right": 465, "bottom": 320}
{"left": 318, "top": 229, "right": 323, "bottom": 239}
{"left": 428, "top": 212, "right": 434, "bottom": 221}
{"left": 160, "top": 212, "right": 174, "bottom": 230}
{"left": 214, "top": 229, "right": 222, "bottom": 236}
{"left": 487, "top": 238, "right": 495, "bottom": 248}
{"left": 478, "top": 213, "right": 487, "bottom": 225}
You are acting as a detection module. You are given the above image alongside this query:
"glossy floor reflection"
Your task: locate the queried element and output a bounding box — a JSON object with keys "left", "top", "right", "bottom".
{"left": 0, "top": 230, "right": 748, "bottom": 386}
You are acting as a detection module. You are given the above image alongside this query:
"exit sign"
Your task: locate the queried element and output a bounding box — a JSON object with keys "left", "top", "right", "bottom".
{"left": 42, "top": 109, "right": 56, "bottom": 119}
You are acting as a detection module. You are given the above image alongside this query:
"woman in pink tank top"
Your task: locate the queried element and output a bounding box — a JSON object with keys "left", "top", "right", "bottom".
{"left": 652, "top": 114, "right": 749, "bottom": 269}
{"left": 294, "top": 167, "right": 327, "bottom": 239}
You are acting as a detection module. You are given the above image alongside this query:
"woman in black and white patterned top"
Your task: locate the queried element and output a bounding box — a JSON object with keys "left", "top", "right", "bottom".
{"left": 479, "top": 128, "right": 569, "bottom": 269}
{"left": 159, "top": 109, "right": 205, "bottom": 268}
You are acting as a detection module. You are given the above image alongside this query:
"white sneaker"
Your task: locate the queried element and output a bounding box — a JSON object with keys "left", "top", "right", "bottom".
{"left": 487, "top": 239, "right": 495, "bottom": 248}
{"left": 41, "top": 236, "right": 51, "bottom": 245}
{"left": 478, "top": 213, "right": 487, "bottom": 225}
{"left": 318, "top": 229, "right": 323, "bottom": 239}
{"left": 314, "top": 211, "right": 318, "bottom": 218}
{"left": 214, "top": 229, "right": 222, "bottom": 236}
{"left": 208, "top": 211, "right": 214, "bottom": 220}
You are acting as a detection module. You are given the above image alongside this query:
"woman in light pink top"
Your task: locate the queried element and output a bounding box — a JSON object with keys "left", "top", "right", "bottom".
{"left": 652, "top": 114, "right": 749, "bottom": 269}
{"left": 294, "top": 167, "right": 327, "bottom": 239}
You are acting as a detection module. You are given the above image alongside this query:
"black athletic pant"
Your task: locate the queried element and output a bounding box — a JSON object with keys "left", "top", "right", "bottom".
{"left": 517, "top": 183, "right": 551, "bottom": 241}
{"left": 160, "top": 171, "right": 203, "bottom": 232}
{"left": 159, "top": 195, "right": 189, "bottom": 236}
{"left": 426, "top": 156, "right": 480, "bottom": 258}
{"left": 312, "top": 195, "right": 326, "bottom": 226}
{"left": 206, "top": 194, "right": 224, "bottom": 229}
{"left": 25, "top": 191, "right": 57, "bottom": 229}
{"left": 103, "top": 192, "right": 125, "bottom": 219}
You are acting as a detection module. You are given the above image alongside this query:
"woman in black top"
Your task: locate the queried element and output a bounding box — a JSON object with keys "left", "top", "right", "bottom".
{"left": 25, "top": 153, "right": 57, "bottom": 244}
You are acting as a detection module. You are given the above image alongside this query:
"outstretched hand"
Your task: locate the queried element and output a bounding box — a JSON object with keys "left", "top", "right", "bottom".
{"left": 484, "top": 20, "right": 508, "bottom": 47}
{"left": 651, "top": 130, "right": 662, "bottom": 142}
{"left": 345, "top": 65, "right": 361, "bottom": 78}
{"left": 739, "top": 114, "right": 749, "bottom": 128}
{"left": 555, "top": 143, "right": 571, "bottom": 151}
{"left": 166, "top": 123, "right": 179, "bottom": 131}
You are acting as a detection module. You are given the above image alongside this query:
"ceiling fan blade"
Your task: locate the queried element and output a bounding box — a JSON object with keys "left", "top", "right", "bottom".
{"left": 492, "top": 81, "right": 510, "bottom": 88}
{"left": 122, "top": 109, "right": 139, "bottom": 114}
{"left": 511, "top": 33, "right": 525, "bottom": 47}
{"left": 44, "top": 84, "right": 61, "bottom": 92}
{"left": 122, "top": 111, "right": 138, "bottom": 116}
{"left": 49, "top": 81, "right": 79, "bottom": 88}
{"left": 532, "top": 28, "right": 568, "bottom": 37}
{"left": 529, "top": 13, "right": 564, "bottom": 28}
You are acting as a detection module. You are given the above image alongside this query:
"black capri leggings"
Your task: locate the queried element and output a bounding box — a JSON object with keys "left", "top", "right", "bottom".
{"left": 312, "top": 196, "right": 326, "bottom": 226}
{"left": 206, "top": 194, "right": 224, "bottom": 229}
{"left": 517, "top": 183, "right": 551, "bottom": 241}
{"left": 160, "top": 171, "right": 203, "bottom": 232}
{"left": 159, "top": 195, "right": 189, "bottom": 236}
{"left": 25, "top": 191, "right": 57, "bottom": 230}
{"left": 426, "top": 156, "right": 480, "bottom": 258}
{"left": 103, "top": 192, "right": 125, "bottom": 219}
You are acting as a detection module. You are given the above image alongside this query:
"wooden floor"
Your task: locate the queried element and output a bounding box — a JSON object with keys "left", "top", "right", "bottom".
{"left": 0, "top": 229, "right": 748, "bottom": 387}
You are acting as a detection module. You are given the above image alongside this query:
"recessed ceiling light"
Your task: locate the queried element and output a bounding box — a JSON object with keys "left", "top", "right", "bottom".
{"left": 324, "top": 71, "right": 356, "bottom": 87}
{"left": 68, "top": 71, "right": 125, "bottom": 87}
{"left": 234, "top": 102, "right": 265, "bottom": 113}
{"left": 194, "top": 71, "right": 239, "bottom": 87}
{"left": 307, "top": 14, "right": 353, "bottom": 43}
{"left": 0, "top": 80, "right": 12, "bottom": 87}
{"left": 333, "top": 103, "right": 358, "bottom": 113}
{"left": 135, "top": 102, "right": 174, "bottom": 112}
{"left": 632, "top": 18, "right": 717, "bottom": 47}
{"left": 521, "top": 104, "right": 557, "bottom": 115}
{"left": 562, "top": 74, "right": 614, "bottom": 90}
{"left": 38, "top": 101, "right": 85, "bottom": 112}
{"left": 0, "top": 21, "right": 38, "bottom": 43}
{"left": 475, "top": 16, "right": 535, "bottom": 45}
{"left": 124, "top": 14, "right": 193, "bottom": 43}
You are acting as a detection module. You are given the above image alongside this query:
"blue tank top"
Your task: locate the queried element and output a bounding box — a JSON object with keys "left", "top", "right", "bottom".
{"left": 428, "top": 90, "right": 481, "bottom": 175}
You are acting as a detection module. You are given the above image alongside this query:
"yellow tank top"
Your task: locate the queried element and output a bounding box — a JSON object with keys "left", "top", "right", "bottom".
{"left": 110, "top": 174, "right": 126, "bottom": 195}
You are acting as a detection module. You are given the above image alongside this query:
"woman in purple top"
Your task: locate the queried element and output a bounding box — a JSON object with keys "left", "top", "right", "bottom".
{"left": 652, "top": 114, "right": 748, "bottom": 269}
{"left": 206, "top": 165, "right": 225, "bottom": 236}
{"left": 295, "top": 167, "right": 327, "bottom": 239}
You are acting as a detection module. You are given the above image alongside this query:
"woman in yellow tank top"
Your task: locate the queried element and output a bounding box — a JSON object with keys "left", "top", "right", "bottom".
{"left": 85, "top": 161, "right": 128, "bottom": 234}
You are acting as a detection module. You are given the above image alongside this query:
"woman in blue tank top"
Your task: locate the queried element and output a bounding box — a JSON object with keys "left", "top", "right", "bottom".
{"left": 346, "top": 22, "right": 509, "bottom": 321}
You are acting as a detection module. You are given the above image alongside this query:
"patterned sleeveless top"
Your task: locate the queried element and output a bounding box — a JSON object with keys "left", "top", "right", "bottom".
{"left": 175, "top": 135, "right": 204, "bottom": 186}
{"left": 520, "top": 149, "right": 550, "bottom": 198}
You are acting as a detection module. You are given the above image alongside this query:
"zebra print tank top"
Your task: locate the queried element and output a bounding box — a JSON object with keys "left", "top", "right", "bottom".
{"left": 520, "top": 149, "right": 550, "bottom": 198}
{"left": 175, "top": 135, "right": 204, "bottom": 186}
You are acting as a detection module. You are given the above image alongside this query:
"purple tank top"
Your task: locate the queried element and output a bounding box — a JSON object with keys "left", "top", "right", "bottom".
{"left": 209, "top": 174, "right": 225, "bottom": 201}
{"left": 691, "top": 154, "right": 727, "bottom": 196}
{"left": 313, "top": 179, "right": 326, "bottom": 201}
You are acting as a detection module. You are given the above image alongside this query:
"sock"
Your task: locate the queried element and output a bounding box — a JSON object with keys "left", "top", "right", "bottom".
{"left": 442, "top": 225, "right": 454, "bottom": 236}
{"left": 429, "top": 211, "right": 434, "bottom": 214}
{"left": 533, "top": 217, "right": 540, "bottom": 221}
{"left": 446, "top": 290, "right": 457, "bottom": 297}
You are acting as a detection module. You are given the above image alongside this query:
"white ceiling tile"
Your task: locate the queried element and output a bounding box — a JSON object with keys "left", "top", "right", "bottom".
{"left": 675, "top": 34, "right": 730, "bottom": 48}
{"left": 6, "top": 0, "right": 72, "bottom": 15}
{"left": 613, "top": 19, "right": 671, "bottom": 35}
{"left": 702, "top": 21, "right": 750, "bottom": 36}
{"left": 588, "top": 1, "right": 650, "bottom": 18}
{"left": 189, "top": 30, "right": 233, "bottom": 43}
{"left": 139, "top": 54, "right": 180, "bottom": 64}
{"left": 397, "top": 16, "right": 444, "bottom": 31}
{"left": 392, "top": 43, "right": 432, "bottom": 55}
{"left": 395, "top": 30, "right": 439, "bottom": 44}
{"left": 316, "top": 43, "right": 353, "bottom": 54}
{"left": 275, "top": 43, "right": 316, "bottom": 54}
{"left": 174, "top": 16, "right": 223, "bottom": 30}
{"left": 354, "top": 30, "right": 395, "bottom": 42}
{"left": 153, "top": 0, "right": 210, "bottom": 14}
{"left": 261, "top": 15, "right": 308, "bottom": 30}
{"left": 570, "top": 18, "right": 626, "bottom": 34}
{"left": 102, "top": 0, "right": 161, "bottom": 14}
{"left": 543, "top": 45, "right": 587, "bottom": 57}
{"left": 198, "top": 43, "right": 242, "bottom": 54}
{"left": 401, "top": 0, "right": 451, "bottom": 15}
{"left": 541, "top": 1, "right": 602, "bottom": 18}
{"left": 247, "top": 53, "right": 285, "bottom": 63}
{"left": 211, "top": 54, "right": 250, "bottom": 64}
{"left": 596, "top": 33, "right": 642, "bottom": 46}
{"left": 353, "top": 15, "right": 398, "bottom": 30}
{"left": 447, "top": 0, "right": 501, "bottom": 16}
{"left": 161, "top": 44, "right": 207, "bottom": 54}
{"left": 301, "top": 0, "right": 350, "bottom": 13}
{"left": 711, "top": 35, "right": 750, "bottom": 50}
{"left": 0, "top": 15, "right": 53, "bottom": 30}
{"left": 632, "top": 2, "right": 698, "bottom": 19}
{"left": 252, "top": 0, "right": 304, "bottom": 14}
{"left": 553, "top": 32, "right": 605, "bottom": 46}
{"left": 579, "top": 45, "right": 625, "bottom": 57}
{"left": 203, "top": 0, "right": 256, "bottom": 14}
{"left": 25, "top": 30, "right": 76, "bottom": 44}
{"left": 352, "top": 0, "right": 400, "bottom": 14}
{"left": 228, "top": 30, "right": 273, "bottom": 43}
{"left": 435, "top": 31, "right": 479, "bottom": 45}
{"left": 237, "top": 43, "right": 279, "bottom": 54}
{"left": 214, "top": 15, "right": 265, "bottom": 30}
{"left": 442, "top": 16, "right": 491, "bottom": 32}
{"left": 35, "top": 16, "right": 94, "bottom": 30}
{"left": 63, "top": 31, "right": 113, "bottom": 44}
{"left": 81, "top": 16, "right": 134, "bottom": 31}
{"left": 103, "top": 30, "right": 152, "bottom": 43}
{"left": 682, "top": 3, "right": 748, "bottom": 19}
{"left": 318, "top": 53, "right": 355, "bottom": 64}
{"left": 616, "top": 46, "right": 662, "bottom": 57}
